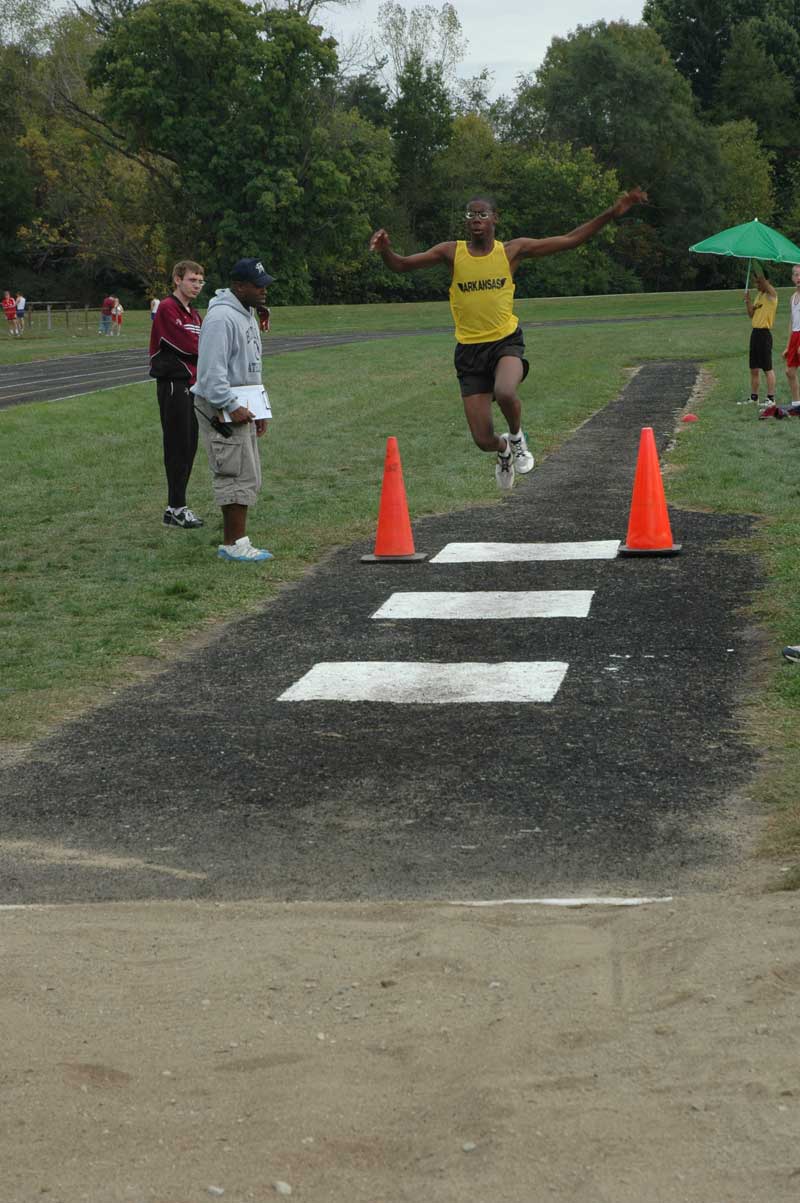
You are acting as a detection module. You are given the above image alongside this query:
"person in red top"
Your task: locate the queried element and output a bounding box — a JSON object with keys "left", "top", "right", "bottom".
{"left": 98, "top": 294, "right": 114, "bottom": 335}
{"left": 2, "top": 290, "right": 18, "bottom": 335}
{"left": 149, "top": 259, "right": 205, "bottom": 528}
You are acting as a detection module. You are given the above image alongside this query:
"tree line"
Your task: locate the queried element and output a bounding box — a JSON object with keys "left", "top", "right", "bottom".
{"left": 0, "top": 0, "right": 796, "bottom": 305}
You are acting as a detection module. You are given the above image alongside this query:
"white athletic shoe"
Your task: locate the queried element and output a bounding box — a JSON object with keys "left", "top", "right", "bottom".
{"left": 217, "top": 536, "right": 273, "bottom": 562}
{"left": 495, "top": 441, "right": 515, "bottom": 491}
{"left": 506, "top": 431, "right": 535, "bottom": 474}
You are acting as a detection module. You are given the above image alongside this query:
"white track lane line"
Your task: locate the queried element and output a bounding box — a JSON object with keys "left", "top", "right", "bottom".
{"left": 371, "top": 591, "right": 594, "bottom": 620}
{"left": 450, "top": 896, "right": 674, "bottom": 908}
{"left": 431, "top": 541, "right": 620, "bottom": 563}
{"left": 0, "top": 377, "right": 154, "bottom": 408}
{"left": 0, "top": 353, "right": 145, "bottom": 378}
{"left": 278, "top": 661, "right": 568, "bottom": 703}
{"left": 0, "top": 364, "right": 149, "bottom": 394}
{"left": 0, "top": 380, "right": 149, "bottom": 403}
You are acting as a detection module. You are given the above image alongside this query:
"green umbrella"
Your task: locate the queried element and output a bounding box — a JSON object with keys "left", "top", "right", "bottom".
{"left": 690, "top": 218, "right": 800, "bottom": 288}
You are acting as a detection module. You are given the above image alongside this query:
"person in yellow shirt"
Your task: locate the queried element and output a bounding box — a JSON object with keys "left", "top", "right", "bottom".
{"left": 369, "top": 187, "right": 646, "bottom": 489}
{"left": 744, "top": 271, "right": 778, "bottom": 410}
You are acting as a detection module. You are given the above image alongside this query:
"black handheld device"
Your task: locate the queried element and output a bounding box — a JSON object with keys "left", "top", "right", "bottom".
{"left": 210, "top": 415, "right": 233, "bottom": 438}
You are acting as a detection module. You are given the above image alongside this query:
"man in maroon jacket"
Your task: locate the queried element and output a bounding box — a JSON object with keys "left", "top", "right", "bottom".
{"left": 149, "top": 260, "right": 205, "bottom": 528}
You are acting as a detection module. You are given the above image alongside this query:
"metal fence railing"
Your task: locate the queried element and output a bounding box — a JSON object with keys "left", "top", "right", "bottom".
{"left": 17, "top": 302, "right": 108, "bottom": 338}
{"left": 9, "top": 302, "right": 138, "bottom": 338}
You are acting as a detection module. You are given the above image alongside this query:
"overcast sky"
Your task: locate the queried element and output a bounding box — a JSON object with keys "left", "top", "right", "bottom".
{"left": 323, "top": 0, "right": 646, "bottom": 98}
{"left": 46, "top": 0, "right": 646, "bottom": 99}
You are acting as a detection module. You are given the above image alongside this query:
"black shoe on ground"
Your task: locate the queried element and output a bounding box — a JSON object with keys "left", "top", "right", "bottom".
{"left": 782, "top": 645, "right": 800, "bottom": 663}
{"left": 163, "top": 507, "right": 204, "bottom": 528}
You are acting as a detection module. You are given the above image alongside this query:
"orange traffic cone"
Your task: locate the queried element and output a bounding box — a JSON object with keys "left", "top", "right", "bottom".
{"left": 618, "top": 427, "right": 681, "bottom": 557}
{"left": 361, "top": 437, "right": 427, "bottom": 562}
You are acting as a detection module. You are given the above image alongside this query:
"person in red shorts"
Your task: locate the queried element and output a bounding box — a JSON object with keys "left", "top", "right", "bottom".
{"left": 2, "top": 290, "right": 18, "bottom": 335}
{"left": 763, "top": 264, "right": 800, "bottom": 419}
{"left": 781, "top": 264, "right": 800, "bottom": 416}
{"left": 111, "top": 297, "right": 124, "bottom": 335}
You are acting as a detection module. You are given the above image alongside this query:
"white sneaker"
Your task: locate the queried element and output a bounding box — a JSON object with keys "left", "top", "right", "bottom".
{"left": 217, "top": 536, "right": 273, "bottom": 562}
{"left": 495, "top": 441, "right": 515, "bottom": 491}
{"left": 506, "top": 431, "right": 535, "bottom": 474}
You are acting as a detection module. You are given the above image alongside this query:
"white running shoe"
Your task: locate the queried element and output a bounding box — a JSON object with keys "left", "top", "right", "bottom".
{"left": 495, "top": 441, "right": 515, "bottom": 491}
{"left": 506, "top": 431, "right": 535, "bottom": 474}
{"left": 217, "top": 536, "right": 273, "bottom": 562}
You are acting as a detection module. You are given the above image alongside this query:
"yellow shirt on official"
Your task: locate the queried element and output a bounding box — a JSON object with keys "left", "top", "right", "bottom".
{"left": 449, "top": 240, "right": 518, "bottom": 344}
{"left": 751, "top": 291, "right": 778, "bottom": 329}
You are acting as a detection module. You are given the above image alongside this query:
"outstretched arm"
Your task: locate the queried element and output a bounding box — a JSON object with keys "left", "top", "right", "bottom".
{"left": 369, "top": 229, "right": 455, "bottom": 273}
{"left": 505, "top": 187, "right": 648, "bottom": 266}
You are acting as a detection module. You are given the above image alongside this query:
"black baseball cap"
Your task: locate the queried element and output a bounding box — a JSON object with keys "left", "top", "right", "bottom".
{"left": 230, "top": 258, "right": 275, "bottom": 287}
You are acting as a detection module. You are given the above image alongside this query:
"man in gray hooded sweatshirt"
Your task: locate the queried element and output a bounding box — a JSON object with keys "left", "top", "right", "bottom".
{"left": 192, "top": 258, "right": 274, "bottom": 561}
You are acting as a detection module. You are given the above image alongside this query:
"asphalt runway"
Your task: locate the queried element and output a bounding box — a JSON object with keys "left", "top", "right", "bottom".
{"left": 0, "top": 360, "right": 762, "bottom": 906}
{"left": 0, "top": 312, "right": 737, "bottom": 407}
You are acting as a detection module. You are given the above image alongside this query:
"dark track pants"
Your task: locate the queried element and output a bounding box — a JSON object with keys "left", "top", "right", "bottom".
{"left": 157, "top": 377, "right": 198, "bottom": 510}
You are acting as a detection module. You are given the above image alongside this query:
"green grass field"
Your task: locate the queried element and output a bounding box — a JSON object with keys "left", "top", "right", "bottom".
{"left": 0, "top": 285, "right": 772, "bottom": 366}
{"left": 2, "top": 291, "right": 799, "bottom": 877}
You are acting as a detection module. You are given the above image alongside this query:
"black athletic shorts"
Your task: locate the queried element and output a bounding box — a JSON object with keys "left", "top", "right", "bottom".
{"left": 749, "top": 327, "right": 773, "bottom": 371}
{"left": 454, "top": 326, "right": 530, "bottom": 398}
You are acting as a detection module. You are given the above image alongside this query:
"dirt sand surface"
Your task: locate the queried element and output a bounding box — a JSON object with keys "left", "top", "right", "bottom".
{"left": 4, "top": 887, "right": 800, "bottom": 1203}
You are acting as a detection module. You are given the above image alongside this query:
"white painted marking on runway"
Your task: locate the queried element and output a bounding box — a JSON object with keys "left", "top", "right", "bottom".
{"left": 0, "top": 838, "right": 207, "bottom": 880}
{"left": 278, "top": 661, "right": 568, "bottom": 703}
{"left": 450, "top": 896, "right": 674, "bottom": 908}
{"left": 371, "top": 591, "right": 594, "bottom": 619}
{"left": 430, "top": 541, "right": 620, "bottom": 563}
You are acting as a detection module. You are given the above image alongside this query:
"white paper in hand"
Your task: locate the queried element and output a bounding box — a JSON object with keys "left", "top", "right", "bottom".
{"left": 222, "top": 384, "right": 271, "bottom": 422}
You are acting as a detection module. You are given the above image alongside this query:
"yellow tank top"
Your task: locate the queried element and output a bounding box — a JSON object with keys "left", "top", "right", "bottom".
{"left": 751, "top": 292, "right": 777, "bottom": 329}
{"left": 449, "top": 241, "right": 518, "bottom": 344}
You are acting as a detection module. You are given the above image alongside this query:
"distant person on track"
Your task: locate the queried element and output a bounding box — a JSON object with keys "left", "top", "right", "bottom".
{"left": 2, "top": 290, "right": 18, "bottom": 336}
{"left": 191, "top": 258, "right": 274, "bottom": 562}
{"left": 150, "top": 296, "right": 160, "bottom": 322}
{"left": 111, "top": 297, "right": 124, "bottom": 336}
{"left": 742, "top": 271, "right": 777, "bottom": 411}
{"left": 98, "top": 294, "right": 114, "bottom": 336}
{"left": 369, "top": 187, "right": 647, "bottom": 489}
{"left": 14, "top": 293, "right": 25, "bottom": 335}
{"left": 149, "top": 260, "right": 206, "bottom": 529}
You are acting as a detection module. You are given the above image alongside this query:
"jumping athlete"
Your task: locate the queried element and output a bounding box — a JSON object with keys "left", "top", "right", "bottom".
{"left": 370, "top": 187, "right": 647, "bottom": 488}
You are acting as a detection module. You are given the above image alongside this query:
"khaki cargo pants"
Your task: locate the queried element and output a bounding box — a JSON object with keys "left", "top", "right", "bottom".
{"left": 194, "top": 397, "right": 262, "bottom": 508}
